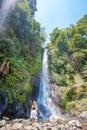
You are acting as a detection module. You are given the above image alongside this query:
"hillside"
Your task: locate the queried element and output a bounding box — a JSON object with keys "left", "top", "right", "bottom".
{"left": 48, "top": 15, "right": 87, "bottom": 115}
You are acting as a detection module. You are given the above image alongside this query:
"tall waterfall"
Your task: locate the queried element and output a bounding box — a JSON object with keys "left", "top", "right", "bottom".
{"left": 37, "top": 48, "right": 52, "bottom": 118}
{"left": 37, "top": 48, "right": 63, "bottom": 119}
{"left": 0, "top": 0, "right": 16, "bottom": 32}
{"left": 38, "top": 49, "right": 50, "bottom": 103}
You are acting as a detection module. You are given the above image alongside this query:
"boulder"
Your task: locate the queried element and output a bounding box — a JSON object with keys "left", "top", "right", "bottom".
{"left": 24, "top": 125, "right": 32, "bottom": 130}
{"left": 5, "top": 124, "right": 11, "bottom": 130}
{"left": 0, "top": 120, "right": 6, "bottom": 127}
{"left": 0, "top": 127, "right": 7, "bottom": 130}
{"left": 79, "top": 111, "right": 87, "bottom": 120}
{"left": 49, "top": 115, "right": 59, "bottom": 123}
{"left": 68, "top": 120, "right": 82, "bottom": 128}
{"left": 11, "top": 123, "right": 23, "bottom": 130}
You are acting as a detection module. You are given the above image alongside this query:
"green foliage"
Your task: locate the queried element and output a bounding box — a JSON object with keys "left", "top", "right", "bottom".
{"left": 65, "top": 87, "right": 77, "bottom": 101}
{"left": 48, "top": 15, "right": 87, "bottom": 113}
{"left": 66, "top": 101, "right": 76, "bottom": 110}
{"left": 82, "top": 62, "right": 87, "bottom": 79}
{"left": 1, "top": 58, "right": 31, "bottom": 103}
{"left": 61, "top": 87, "right": 77, "bottom": 109}
{"left": 0, "top": 37, "right": 18, "bottom": 57}
{"left": 48, "top": 14, "right": 87, "bottom": 86}
{"left": 28, "top": 0, "right": 37, "bottom": 16}
{"left": 61, "top": 82, "right": 87, "bottom": 110}
{"left": 0, "top": 0, "right": 45, "bottom": 104}
{"left": 52, "top": 73, "right": 67, "bottom": 86}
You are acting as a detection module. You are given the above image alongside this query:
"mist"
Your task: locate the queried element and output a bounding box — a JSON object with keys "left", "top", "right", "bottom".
{"left": 0, "top": 0, "right": 16, "bottom": 32}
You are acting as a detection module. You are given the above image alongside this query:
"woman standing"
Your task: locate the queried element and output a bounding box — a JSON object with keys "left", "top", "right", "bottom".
{"left": 30, "top": 101, "right": 38, "bottom": 125}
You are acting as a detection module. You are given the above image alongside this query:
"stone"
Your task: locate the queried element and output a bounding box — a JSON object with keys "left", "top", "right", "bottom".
{"left": 0, "top": 120, "right": 6, "bottom": 127}
{"left": 14, "top": 119, "right": 23, "bottom": 123}
{"left": 22, "top": 119, "right": 30, "bottom": 125}
{"left": 49, "top": 115, "right": 58, "bottom": 123}
{"left": 0, "top": 127, "right": 7, "bottom": 130}
{"left": 47, "top": 128, "right": 52, "bottom": 130}
{"left": 73, "top": 126, "right": 77, "bottom": 130}
{"left": 5, "top": 124, "right": 11, "bottom": 130}
{"left": 11, "top": 123, "right": 23, "bottom": 130}
{"left": 46, "top": 123, "right": 51, "bottom": 126}
{"left": 34, "top": 122, "right": 42, "bottom": 130}
{"left": 79, "top": 111, "right": 87, "bottom": 120}
{"left": 68, "top": 120, "right": 82, "bottom": 128}
{"left": 57, "top": 118, "right": 65, "bottom": 124}
{"left": 24, "top": 125, "right": 32, "bottom": 130}
{"left": 2, "top": 116, "right": 10, "bottom": 121}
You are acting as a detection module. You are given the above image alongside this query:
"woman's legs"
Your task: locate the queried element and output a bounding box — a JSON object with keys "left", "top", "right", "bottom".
{"left": 31, "top": 118, "right": 35, "bottom": 125}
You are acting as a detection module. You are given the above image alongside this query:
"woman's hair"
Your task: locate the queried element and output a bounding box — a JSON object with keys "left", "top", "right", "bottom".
{"left": 32, "top": 101, "right": 37, "bottom": 106}
{"left": 33, "top": 101, "right": 37, "bottom": 105}
{"left": 32, "top": 101, "right": 37, "bottom": 110}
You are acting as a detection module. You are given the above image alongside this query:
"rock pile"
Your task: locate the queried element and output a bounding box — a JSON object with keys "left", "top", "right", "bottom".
{"left": 0, "top": 116, "right": 83, "bottom": 130}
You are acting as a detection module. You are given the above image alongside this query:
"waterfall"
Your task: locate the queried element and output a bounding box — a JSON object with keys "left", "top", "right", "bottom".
{"left": 37, "top": 48, "right": 52, "bottom": 119}
{"left": 37, "top": 48, "right": 63, "bottom": 119}
{"left": 38, "top": 49, "right": 49, "bottom": 103}
{"left": 0, "top": 0, "right": 16, "bottom": 32}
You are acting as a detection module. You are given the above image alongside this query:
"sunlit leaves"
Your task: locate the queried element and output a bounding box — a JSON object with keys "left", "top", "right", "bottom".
{"left": 48, "top": 14, "right": 87, "bottom": 86}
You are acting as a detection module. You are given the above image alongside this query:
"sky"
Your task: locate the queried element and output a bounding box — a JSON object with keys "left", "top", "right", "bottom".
{"left": 35, "top": 0, "right": 87, "bottom": 41}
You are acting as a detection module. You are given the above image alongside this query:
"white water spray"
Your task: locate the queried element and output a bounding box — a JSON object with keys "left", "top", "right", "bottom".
{"left": 0, "top": 0, "right": 16, "bottom": 32}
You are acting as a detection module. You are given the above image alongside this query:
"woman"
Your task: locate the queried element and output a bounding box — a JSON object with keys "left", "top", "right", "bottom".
{"left": 30, "top": 101, "right": 38, "bottom": 125}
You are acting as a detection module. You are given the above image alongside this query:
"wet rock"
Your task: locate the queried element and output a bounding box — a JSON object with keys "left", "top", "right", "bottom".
{"left": 31, "top": 73, "right": 41, "bottom": 100}
{"left": 0, "top": 91, "right": 8, "bottom": 116}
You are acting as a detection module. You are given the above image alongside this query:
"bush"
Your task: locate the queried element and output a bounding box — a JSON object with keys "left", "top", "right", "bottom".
{"left": 66, "top": 101, "right": 76, "bottom": 110}
{"left": 65, "top": 87, "right": 77, "bottom": 101}
{"left": 52, "top": 73, "right": 67, "bottom": 86}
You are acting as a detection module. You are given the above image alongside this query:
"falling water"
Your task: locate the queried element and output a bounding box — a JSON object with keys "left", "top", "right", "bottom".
{"left": 37, "top": 48, "right": 63, "bottom": 119}
{"left": 38, "top": 49, "right": 49, "bottom": 103}
{"left": 0, "top": 0, "right": 16, "bottom": 32}
{"left": 37, "top": 48, "right": 52, "bottom": 118}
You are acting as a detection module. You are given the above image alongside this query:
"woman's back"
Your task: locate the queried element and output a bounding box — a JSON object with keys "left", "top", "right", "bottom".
{"left": 30, "top": 101, "right": 38, "bottom": 123}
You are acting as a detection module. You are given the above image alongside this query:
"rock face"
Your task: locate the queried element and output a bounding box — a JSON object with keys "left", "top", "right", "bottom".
{"left": 0, "top": 116, "right": 84, "bottom": 130}
{"left": 50, "top": 83, "right": 62, "bottom": 105}
{"left": 2, "top": 99, "right": 31, "bottom": 119}
{"left": 31, "top": 72, "right": 41, "bottom": 100}
{"left": 0, "top": 91, "right": 8, "bottom": 115}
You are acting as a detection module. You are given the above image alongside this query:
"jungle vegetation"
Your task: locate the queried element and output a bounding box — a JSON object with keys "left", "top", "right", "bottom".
{"left": 48, "top": 15, "right": 87, "bottom": 113}
{"left": 0, "top": 0, "right": 45, "bottom": 103}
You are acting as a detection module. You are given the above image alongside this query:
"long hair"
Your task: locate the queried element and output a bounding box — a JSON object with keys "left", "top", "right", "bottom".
{"left": 32, "top": 101, "right": 37, "bottom": 110}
